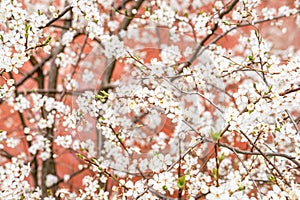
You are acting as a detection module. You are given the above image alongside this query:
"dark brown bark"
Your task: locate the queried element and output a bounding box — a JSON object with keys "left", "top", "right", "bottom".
{"left": 41, "top": 2, "right": 71, "bottom": 197}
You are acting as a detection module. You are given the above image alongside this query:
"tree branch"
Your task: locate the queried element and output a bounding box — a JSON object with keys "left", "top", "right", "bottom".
{"left": 38, "top": 5, "right": 73, "bottom": 29}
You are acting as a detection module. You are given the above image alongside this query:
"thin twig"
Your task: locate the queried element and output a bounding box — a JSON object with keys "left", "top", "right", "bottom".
{"left": 239, "top": 130, "right": 290, "bottom": 186}
{"left": 164, "top": 78, "right": 224, "bottom": 113}
{"left": 285, "top": 109, "right": 300, "bottom": 135}
{"left": 39, "top": 5, "right": 73, "bottom": 29}
{"left": 230, "top": 147, "right": 263, "bottom": 199}
{"left": 183, "top": 119, "right": 300, "bottom": 168}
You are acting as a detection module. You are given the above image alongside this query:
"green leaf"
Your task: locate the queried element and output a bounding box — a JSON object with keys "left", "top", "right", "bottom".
{"left": 135, "top": 124, "right": 143, "bottom": 128}
{"left": 212, "top": 168, "right": 218, "bottom": 179}
{"left": 238, "top": 185, "right": 246, "bottom": 191}
{"left": 223, "top": 20, "right": 230, "bottom": 25}
{"left": 275, "top": 127, "right": 281, "bottom": 132}
{"left": 217, "top": 153, "right": 225, "bottom": 162}
{"left": 253, "top": 82, "right": 257, "bottom": 90}
{"left": 76, "top": 153, "right": 84, "bottom": 159}
{"left": 162, "top": 185, "right": 167, "bottom": 190}
{"left": 248, "top": 55, "right": 254, "bottom": 62}
{"left": 268, "top": 175, "right": 275, "bottom": 183}
{"left": 90, "top": 157, "right": 98, "bottom": 164}
{"left": 210, "top": 129, "right": 222, "bottom": 141}
{"left": 0, "top": 34, "right": 3, "bottom": 41}
{"left": 254, "top": 29, "right": 259, "bottom": 37}
{"left": 199, "top": 10, "right": 204, "bottom": 15}
{"left": 25, "top": 23, "right": 31, "bottom": 37}
{"left": 177, "top": 175, "right": 186, "bottom": 190}
{"left": 100, "top": 90, "right": 109, "bottom": 97}
{"left": 268, "top": 85, "right": 273, "bottom": 92}
{"left": 95, "top": 94, "right": 103, "bottom": 100}
{"left": 45, "top": 36, "right": 52, "bottom": 44}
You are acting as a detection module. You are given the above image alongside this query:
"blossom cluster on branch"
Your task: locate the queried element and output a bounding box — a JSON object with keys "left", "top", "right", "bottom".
{"left": 1, "top": 0, "right": 300, "bottom": 199}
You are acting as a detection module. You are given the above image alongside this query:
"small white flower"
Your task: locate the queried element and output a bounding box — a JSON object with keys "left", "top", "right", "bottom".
{"left": 46, "top": 174, "right": 58, "bottom": 187}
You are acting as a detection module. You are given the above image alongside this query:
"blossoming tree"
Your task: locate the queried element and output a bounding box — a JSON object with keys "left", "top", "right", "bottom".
{"left": 1, "top": 0, "right": 300, "bottom": 199}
